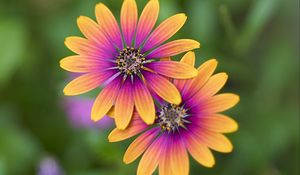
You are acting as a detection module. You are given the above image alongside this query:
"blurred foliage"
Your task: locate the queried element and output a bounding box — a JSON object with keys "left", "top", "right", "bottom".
{"left": 0, "top": 0, "right": 299, "bottom": 174}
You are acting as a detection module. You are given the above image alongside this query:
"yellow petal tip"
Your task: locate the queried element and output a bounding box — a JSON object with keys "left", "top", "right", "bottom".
{"left": 200, "top": 59, "right": 218, "bottom": 70}
{"left": 122, "top": 158, "right": 131, "bottom": 165}
{"left": 176, "top": 13, "right": 187, "bottom": 21}
{"left": 63, "top": 86, "right": 78, "bottom": 96}
{"left": 194, "top": 41, "right": 201, "bottom": 48}
{"left": 210, "top": 58, "right": 218, "bottom": 64}
{"left": 77, "top": 15, "right": 84, "bottom": 20}
{"left": 173, "top": 95, "right": 182, "bottom": 105}
{"left": 77, "top": 16, "right": 89, "bottom": 25}
{"left": 62, "top": 88, "right": 70, "bottom": 96}
{"left": 96, "top": 2, "right": 105, "bottom": 7}
{"left": 219, "top": 72, "right": 229, "bottom": 79}
{"left": 107, "top": 136, "right": 113, "bottom": 143}
{"left": 144, "top": 118, "right": 155, "bottom": 125}
{"left": 59, "top": 57, "right": 69, "bottom": 69}
{"left": 232, "top": 124, "right": 239, "bottom": 133}
{"left": 95, "top": 2, "right": 108, "bottom": 11}
{"left": 91, "top": 114, "right": 99, "bottom": 122}
{"left": 91, "top": 118, "right": 97, "bottom": 122}
{"left": 227, "top": 145, "right": 234, "bottom": 153}
{"left": 146, "top": 121, "right": 154, "bottom": 125}
{"left": 107, "top": 131, "right": 117, "bottom": 143}
{"left": 233, "top": 94, "right": 240, "bottom": 104}
{"left": 59, "top": 60, "right": 64, "bottom": 68}
{"left": 237, "top": 95, "right": 240, "bottom": 101}
{"left": 180, "top": 13, "right": 187, "bottom": 18}
{"left": 64, "top": 38, "right": 69, "bottom": 46}
{"left": 206, "top": 162, "right": 215, "bottom": 168}
{"left": 64, "top": 36, "right": 75, "bottom": 47}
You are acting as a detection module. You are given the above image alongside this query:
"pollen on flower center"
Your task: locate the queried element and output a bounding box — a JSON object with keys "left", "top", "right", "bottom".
{"left": 158, "top": 104, "right": 190, "bottom": 132}
{"left": 116, "top": 47, "right": 146, "bottom": 75}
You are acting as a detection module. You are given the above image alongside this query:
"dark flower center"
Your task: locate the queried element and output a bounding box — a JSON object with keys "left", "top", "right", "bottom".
{"left": 158, "top": 104, "right": 190, "bottom": 132}
{"left": 116, "top": 47, "right": 145, "bottom": 75}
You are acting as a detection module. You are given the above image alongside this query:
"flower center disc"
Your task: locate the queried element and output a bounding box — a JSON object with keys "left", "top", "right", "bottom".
{"left": 158, "top": 104, "right": 189, "bottom": 132}
{"left": 116, "top": 47, "right": 145, "bottom": 75}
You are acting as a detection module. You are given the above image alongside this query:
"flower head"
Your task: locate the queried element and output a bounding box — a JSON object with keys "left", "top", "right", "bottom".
{"left": 60, "top": 0, "right": 200, "bottom": 130}
{"left": 64, "top": 97, "right": 113, "bottom": 129}
{"left": 38, "top": 157, "right": 64, "bottom": 175}
{"left": 108, "top": 52, "right": 239, "bottom": 175}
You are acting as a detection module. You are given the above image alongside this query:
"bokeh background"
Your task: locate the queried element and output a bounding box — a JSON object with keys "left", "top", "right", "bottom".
{"left": 0, "top": 0, "right": 299, "bottom": 174}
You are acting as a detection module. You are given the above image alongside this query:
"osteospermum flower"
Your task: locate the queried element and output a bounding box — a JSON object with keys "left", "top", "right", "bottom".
{"left": 60, "top": 0, "right": 199, "bottom": 129}
{"left": 108, "top": 52, "right": 239, "bottom": 175}
{"left": 38, "top": 156, "right": 64, "bottom": 175}
{"left": 64, "top": 97, "right": 113, "bottom": 129}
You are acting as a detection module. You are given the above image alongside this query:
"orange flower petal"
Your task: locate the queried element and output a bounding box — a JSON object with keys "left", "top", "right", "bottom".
{"left": 170, "top": 138, "right": 189, "bottom": 175}
{"left": 135, "top": 0, "right": 159, "bottom": 47}
{"left": 147, "top": 61, "right": 198, "bottom": 79}
{"left": 77, "top": 16, "right": 99, "bottom": 40}
{"left": 185, "top": 133, "right": 215, "bottom": 167}
{"left": 198, "top": 72, "right": 228, "bottom": 98}
{"left": 188, "top": 73, "right": 228, "bottom": 103}
{"left": 134, "top": 79, "right": 155, "bottom": 124}
{"left": 76, "top": 16, "right": 115, "bottom": 52}
{"left": 201, "top": 130, "right": 233, "bottom": 153}
{"left": 179, "top": 51, "right": 196, "bottom": 66}
{"left": 201, "top": 93, "right": 240, "bottom": 113}
{"left": 194, "top": 129, "right": 233, "bottom": 153}
{"left": 123, "top": 128, "right": 159, "bottom": 164}
{"left": 115, "top": 81, "right": 135, "bottom": 130}
{"left": 147, "top": 39, "right": 200, "bottom": 58}
{"left": 95, "top": 3, "right": 123, "bottom": 49}
{"left": 137, "top": 136, "right": 164, "bottom": 175}
{"left": 200, "top": 114, "right": 238, "bottom": 133}
{"left": 143, "top": 13, "right": 187, "bottom": 51}
{"left": 144, "top": 72, "right": 181, "bottom": 105}
{"left": 65, "top": 37, "right": 102, "bottom": 57}
{"left": 159, "top": 147, "right": 172, "bottom": 175}
{"left": 91, "top": 79, "right": 121, "bottom": 122}
{"left": 60, "top": 55, "right": 108, "bottom": 73}
{"left": 108, "top": 113, "right": 148, "bottom": 142}
{"left": 182, "top": 59, "right": 218, "bottom": 99}
{"left": 63, "top": 72, "right": 110, "bottom": 96}
{"left": 121, "top": 0, "right": 138, "bottom": 46}
{"left": 174, "top": 51, "right": 196, "bottom": 91}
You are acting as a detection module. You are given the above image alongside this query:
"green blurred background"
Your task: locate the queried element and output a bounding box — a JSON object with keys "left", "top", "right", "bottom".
{"left": 0, "top": 0, "right": 299, "bottom": 174}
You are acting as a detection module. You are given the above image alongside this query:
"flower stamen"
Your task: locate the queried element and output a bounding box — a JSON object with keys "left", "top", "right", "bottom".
{"left": 116, "top": 47, "right": 146, "bottom": 76}
{"left": 158, "top": 104, "right": 189, "bottom": 132}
